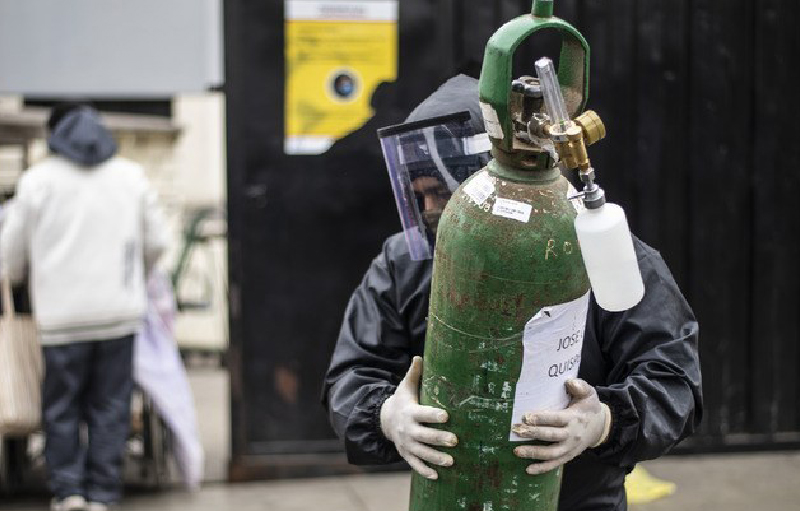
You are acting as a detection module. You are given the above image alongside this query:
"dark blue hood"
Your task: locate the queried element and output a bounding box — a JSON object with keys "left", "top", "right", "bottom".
{"left": 47, "top": 107, "right": 118, "bottom": 166}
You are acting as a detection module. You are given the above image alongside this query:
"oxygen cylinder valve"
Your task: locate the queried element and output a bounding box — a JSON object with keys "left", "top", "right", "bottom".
{"left": 578, "top": 168, "right": 606, "bottom": 210}
{"left": 532, "top": 57, "right": 644, "bottom": 311}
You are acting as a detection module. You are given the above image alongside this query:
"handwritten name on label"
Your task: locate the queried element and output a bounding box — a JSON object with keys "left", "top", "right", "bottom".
{"left": 480, "top": 102, "right": 504, "bottom": 140}
{"left": 509, "top": 290, "right": 591, "bottom": 441}
{"left": 492, "top": 198, "right": 532, "bottom": 223}
{"left": 463, "top": 172, "right": 495, "bottom": 206}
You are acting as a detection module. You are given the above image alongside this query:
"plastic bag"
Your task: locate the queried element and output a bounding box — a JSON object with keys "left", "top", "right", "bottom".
{"left": 134, "top": 272, "right": 204, "bottom": 489}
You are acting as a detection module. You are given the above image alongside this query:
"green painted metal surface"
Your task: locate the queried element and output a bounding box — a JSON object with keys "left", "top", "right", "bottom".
{"left": 532, "top": 0, "right": 554, "bottom": 18}
{"left": 479, "top": 10, "right": 589, "bottom": 152}
{"left": 409, "top": 160, "right": 590, "bottom": 511}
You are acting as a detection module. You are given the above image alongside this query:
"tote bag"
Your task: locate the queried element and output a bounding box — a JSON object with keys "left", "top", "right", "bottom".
{"left": 0, "top": 279, "right": 42, "bottom": 435}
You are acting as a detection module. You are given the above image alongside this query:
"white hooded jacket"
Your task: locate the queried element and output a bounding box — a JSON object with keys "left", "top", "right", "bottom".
{"left": 0, "top": 110, "right": 169, "bottom": 345}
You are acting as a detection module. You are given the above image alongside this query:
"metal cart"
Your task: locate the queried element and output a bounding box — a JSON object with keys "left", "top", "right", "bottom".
{"left": 0, "top": 386, "right": 173, "bottom": 495}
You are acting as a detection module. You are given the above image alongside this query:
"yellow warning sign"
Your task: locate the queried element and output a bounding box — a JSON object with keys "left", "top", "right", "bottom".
{"left": 284, "top": 0, "right": 398, "bottom": 155}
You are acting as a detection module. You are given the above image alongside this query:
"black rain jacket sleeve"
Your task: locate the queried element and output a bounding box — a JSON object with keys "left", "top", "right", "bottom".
{"left": 323, "top": 234, "right": 430, "bottom": 464}
{"left": 585, "top": 239, "right": 703, "bottom": 470}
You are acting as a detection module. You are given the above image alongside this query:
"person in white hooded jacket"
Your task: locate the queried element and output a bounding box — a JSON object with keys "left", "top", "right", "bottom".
{"left": 0, "top": 102, "right": 169, "bottom": 511}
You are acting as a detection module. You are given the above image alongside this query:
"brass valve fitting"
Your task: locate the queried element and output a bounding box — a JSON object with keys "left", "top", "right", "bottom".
{"left": 548, "top": 111, "right": 605, "bottom": 171}
{"left": 575, "top": 110, "right": 606, "bottom": 146}
{"left": 549, "top": 123, "right": 590, "bottom": 170}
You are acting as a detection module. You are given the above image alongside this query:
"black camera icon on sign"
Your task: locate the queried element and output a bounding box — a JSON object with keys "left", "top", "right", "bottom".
{"left": 330, "top": 71, "right": 358, "bottom": 100}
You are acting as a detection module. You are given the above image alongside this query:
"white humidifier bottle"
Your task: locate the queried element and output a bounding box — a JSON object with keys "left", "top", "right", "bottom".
{"left": 574, "top": 170, "right": 644, "bottom": 312}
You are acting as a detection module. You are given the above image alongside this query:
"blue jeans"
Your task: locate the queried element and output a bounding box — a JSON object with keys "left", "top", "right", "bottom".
{"left": 42, "top": 335, "right": 134, "bottom": 504}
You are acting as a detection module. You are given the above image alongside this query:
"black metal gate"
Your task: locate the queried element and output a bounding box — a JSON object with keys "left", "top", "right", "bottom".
{"left": 224, "top": 0, "right": 800, "bottom": 479}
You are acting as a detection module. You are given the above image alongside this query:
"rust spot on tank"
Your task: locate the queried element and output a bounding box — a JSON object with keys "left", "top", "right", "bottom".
{"left": 515, "top": 294, "right": 526, "bottom": 322}
{"left": 539, "top": 188, "right": 557, "bottom": 208}
{"left": 485, "top": 458, "right": 503, "bottom": 489}
{"left": 500, "top": 296, "right": 514, "bottom": 317}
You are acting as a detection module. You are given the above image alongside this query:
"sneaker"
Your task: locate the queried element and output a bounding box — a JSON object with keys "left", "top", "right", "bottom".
{"left": 86, "top": 503, "right": 109, "bottom": 511}
{"left": 51, "top": 495, "right": 86, "bottom": 511}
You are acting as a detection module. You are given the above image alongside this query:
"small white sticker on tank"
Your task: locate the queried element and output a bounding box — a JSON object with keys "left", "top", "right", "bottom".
{"left": 480, "top": 102, "right": 504, "bottom": 140}
{"left": 492, "top": 198, "right": 532, "bottom": 223}
{"left": 509, "top": 290, "right": 591, "bottom": 441}
{"left": 463, "top": 172, "right": 495, "bottom": 206}
{"left": 568, "top": 183, "right": 586, "bottom": 214}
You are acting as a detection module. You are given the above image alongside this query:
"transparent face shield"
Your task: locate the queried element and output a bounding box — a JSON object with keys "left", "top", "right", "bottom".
{"left": 378, "top": 112, "right": 492, "bottom": 260}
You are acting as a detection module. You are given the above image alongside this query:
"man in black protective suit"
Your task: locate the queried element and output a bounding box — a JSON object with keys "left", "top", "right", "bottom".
{"left": 322, "top": 74, "right": 702, "bottom": 511}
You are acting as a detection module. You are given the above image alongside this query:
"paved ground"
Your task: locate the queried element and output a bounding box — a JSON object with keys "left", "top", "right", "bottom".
{"left": 3, "top": 451, "right": 799, "bottom": 510}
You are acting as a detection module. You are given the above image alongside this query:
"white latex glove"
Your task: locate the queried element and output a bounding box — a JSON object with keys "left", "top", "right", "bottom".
{"left": 380, "top": 356, "right": 458, "bottom": 480}
{"left": 512, "top": 378, "right": 611, "bottom": 475}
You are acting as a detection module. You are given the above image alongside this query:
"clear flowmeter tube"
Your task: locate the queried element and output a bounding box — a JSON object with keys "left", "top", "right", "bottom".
{"left": 535, "top": 57, "right": 570, "bottom": 127}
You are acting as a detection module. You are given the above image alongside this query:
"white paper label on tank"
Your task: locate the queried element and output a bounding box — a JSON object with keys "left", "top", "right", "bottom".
{"left": 492, "top": 198, "right": 532, "bottom": 223}
{"left": 479, "top": 102, "right": 504, "bottom": 140}
{"left": 567, "top": 183, "right": 586, "bottom": 213}
{"left": 463, "top": 172, "right": 495, "bottom": 206}
{"left": 509, "top": 290, "right": 591, "bottom": 441}
{"left": 464, "top": 133, "right": 493, "bottom": 155}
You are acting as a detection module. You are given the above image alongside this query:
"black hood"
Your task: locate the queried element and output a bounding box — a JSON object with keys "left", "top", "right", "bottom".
{"left": 399, "top": 74, "right": 490, "bottom": 184}
{"left": 404, "top": 74, "right": 485, "bottom": 134}
{"left": 47, "top": 107, "right": 118, "bottom": 166}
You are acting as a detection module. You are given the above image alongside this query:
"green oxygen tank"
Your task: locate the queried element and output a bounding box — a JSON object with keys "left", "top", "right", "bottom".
{"left": 409, "top": 2, "right": 597, "bottom": 510}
